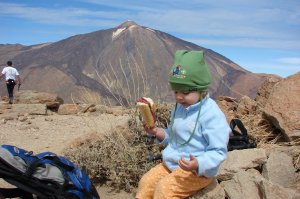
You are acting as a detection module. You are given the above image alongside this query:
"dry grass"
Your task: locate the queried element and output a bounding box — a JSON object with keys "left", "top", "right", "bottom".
{"left": 94, "top": 50, "right": 170, "bottom": 107}
{"left": 237, "top": 112, "right": 280, "bottom": 147}
{"left": 64, "top": 105, "right": 171, "bottom": 192}
{"left": 75, "top": 87, "right": 103, "bottom": 105}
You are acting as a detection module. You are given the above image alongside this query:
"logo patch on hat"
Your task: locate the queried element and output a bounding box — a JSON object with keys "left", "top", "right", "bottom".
{"left": 171, "top": 65, "right": 186, "bottom": 79}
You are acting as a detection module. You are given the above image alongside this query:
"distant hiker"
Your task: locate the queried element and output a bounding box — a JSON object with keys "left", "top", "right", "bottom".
{"left": 136, "top": 50, "right": 231, "bottom": 199}
{"left": 0, "top": 61, "right": 21, "bottom": 104}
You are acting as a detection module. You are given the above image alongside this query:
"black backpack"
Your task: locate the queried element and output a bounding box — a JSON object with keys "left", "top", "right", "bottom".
{"left": 0, "top": 144, "right": 100, "bottom": 199}
{"left": 228, "top": 118, "right": 257, "bottom": 151}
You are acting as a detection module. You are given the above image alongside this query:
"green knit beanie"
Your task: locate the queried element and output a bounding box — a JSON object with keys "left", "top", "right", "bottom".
{"left": 168, "top": 50, "right": 211, "bottom": 91}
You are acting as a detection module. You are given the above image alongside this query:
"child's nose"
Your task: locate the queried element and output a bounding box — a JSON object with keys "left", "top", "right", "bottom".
{"left": 175, "top": 93, "right": 183, "bottom": 100}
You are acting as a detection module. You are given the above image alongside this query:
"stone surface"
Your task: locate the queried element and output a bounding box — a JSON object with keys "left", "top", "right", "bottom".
{"left": 255, "top": 75, "right": 282, "bottom": 108}
{"left": 236, "top": 95, "right": 257, "bottom": 115}
{"left": 259, "top": 178, "right": 300, "bottom": 199}
{"left": 221, "top": 169, "right": 263, "bottom": 199}
{"left": 263, "top": 72, "right": 300, "bottom": 141}
{"left": 192, "top": 179, "right": 225, "bottom": 199}
{"left": 217, "top": 148, "right": 267, "bottom": 181}
{"left": 262, "top": 151, "right": 296, "bottom": 187}
{"left": 58, "top": 104, "right": 79, "bottom": 115}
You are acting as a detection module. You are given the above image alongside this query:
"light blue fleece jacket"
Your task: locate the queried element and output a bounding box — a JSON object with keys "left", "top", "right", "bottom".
{"left": 160, "top": 96, "right": 231, "bottom": 178}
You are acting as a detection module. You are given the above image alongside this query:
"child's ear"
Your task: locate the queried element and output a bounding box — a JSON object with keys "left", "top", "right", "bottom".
{"left": 199, "top": 91, "right": 207, "bottom": 100}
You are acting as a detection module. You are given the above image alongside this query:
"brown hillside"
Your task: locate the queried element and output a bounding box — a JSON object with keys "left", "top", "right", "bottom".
{"left": 0, "top": 21, "right": 271, "bottom": 104}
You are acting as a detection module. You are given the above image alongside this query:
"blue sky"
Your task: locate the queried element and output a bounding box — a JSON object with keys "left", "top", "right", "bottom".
{"left": 0, "top": 0, "right": 299, "bottom": 77}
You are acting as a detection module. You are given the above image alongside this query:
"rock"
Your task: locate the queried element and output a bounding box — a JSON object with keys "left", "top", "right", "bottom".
{"left": 217, "top": 96, "right": 238, "bottom": 122}
{"left": 221, "top": 169, "right": 263, "bottom": 199}
{"left": 80, "top": 104, "right": 96, "bottom": 113}
{"left": 58, "top": 104, "right": 79, "bottom": 115}
{"left": 263, "top": 73, "right": 300, "bottom": 141}
{"left": 264, "top": 145, "right": 300, "bottom": 174}
{"left": 191, "top": 179, "right": 225, "bottom": 199}
{"left": 255, "top": 75, "right": 282, "bottom": 108}
{"left": 0, "top": 119, "right": 6, "bottom": 124}
{"left": 87, "top": 106, "right": 96, "bottom": 112}
{"left": 18, "top": 116, "right": 28, "bottom": 122}
{"left": 236, "top": 96, "right": 257, "bottom": 115}
{"left": 217, "top": 148, "right": 267, "bottom": 181}
{"left": 262, "top": 151, "right": 296, "bottom": 188}
{"left": 14, "top": 90, "right": 64, "bottom": 110}
{"left": 259, "top": 178, "right": 300, "bottom": 199}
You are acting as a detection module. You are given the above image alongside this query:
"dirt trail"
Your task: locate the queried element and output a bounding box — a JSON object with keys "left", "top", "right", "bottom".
{"left": 0, "top": 110, "right": 133, "bottom": 198}
{"left": 1, "top": 113, "right": 128, "bottom": 153}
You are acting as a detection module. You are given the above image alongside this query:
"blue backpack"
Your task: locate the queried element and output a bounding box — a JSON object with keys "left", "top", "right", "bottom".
{"left": 0, "top": 144, "right": 100, "bottom": 199}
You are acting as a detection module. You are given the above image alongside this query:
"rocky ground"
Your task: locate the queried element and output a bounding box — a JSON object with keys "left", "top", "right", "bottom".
{"left": 0, "top": 102, "right": 133, "bottom": 198}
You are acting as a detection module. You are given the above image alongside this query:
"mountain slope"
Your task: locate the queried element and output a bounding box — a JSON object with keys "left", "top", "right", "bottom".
{"left": 0, "top": 21, "right": 270, "bottom": 105}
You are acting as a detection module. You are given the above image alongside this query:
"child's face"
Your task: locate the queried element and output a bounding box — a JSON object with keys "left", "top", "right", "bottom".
{"left": 173, "top": 91, "right": 201, "bottom": 108}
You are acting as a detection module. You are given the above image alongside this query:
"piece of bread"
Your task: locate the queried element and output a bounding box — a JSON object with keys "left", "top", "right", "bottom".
{"left": 136, "top": 97, "right": 156, "bottom": 128}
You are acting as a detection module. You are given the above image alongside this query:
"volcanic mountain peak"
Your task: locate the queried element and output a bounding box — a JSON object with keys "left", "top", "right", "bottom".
{"left": 0, "top": 21, "right": 271, "bottom": 104}
{"left": 118, "top": 20, "right": 138, "bottom": 28}
{"left": 113, "top": 20, "right": 139, "bottom": 39}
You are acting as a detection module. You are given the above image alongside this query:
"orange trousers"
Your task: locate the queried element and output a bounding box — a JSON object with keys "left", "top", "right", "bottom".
{"left": 136, "top": 163, "right": 213, "bottom": 199}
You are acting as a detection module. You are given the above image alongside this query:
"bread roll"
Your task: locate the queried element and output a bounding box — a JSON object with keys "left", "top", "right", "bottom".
{"left": 136, "top": 97, "right": 156, "bottom": 128}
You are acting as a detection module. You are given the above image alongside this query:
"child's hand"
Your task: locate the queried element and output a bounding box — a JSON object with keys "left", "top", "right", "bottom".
{"left": 144, "top": 125, "right": 157, "bottom": 136}
{"left": 178, "top": 154, "right": 199, "bottom": 172}
{"left": 144, "top": 126, "right": 165, "bottom": 141}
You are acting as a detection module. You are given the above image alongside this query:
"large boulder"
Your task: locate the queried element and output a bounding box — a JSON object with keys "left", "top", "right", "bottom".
{"left": 58, "top": 104, "right": 80, "bottom": 115}
{"left": 262, "top": 151, "right": 296, "bottom": 188}
{"left": 255, "top": 75, "right": 282, "bottom": 108}
{"left": 216, "top": 96, "right": 237, "bottom": 122}
{"left": 217, "top": 148, "right": 267, "bottom": 181}
{"left": 195, "top": 147, "right": 299, "bottom": 199}
{"left": 262, "top": 73, "right": 300, "bottom": 141}
{"left": 220, "top": 169, "right": 263, "bottom": 199}
{"left": 236, "top": 95, "right": 257, "bottom": 115}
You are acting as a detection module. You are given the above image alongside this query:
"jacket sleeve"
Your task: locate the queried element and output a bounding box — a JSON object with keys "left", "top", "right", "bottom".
{"left": 195, "top": 103, "right": 231, "bottom": 177}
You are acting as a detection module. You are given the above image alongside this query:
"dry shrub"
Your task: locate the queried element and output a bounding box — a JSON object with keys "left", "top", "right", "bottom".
{"left": 236, "top": 112, "right": 281, "bottom": 147}
{"left": 74, "top": 87, "right": 102, "bottom": 105}
{"left": 155, "top": 103, "right": 174, "bottom": 127}
{"left": 63, "top": 103, "right": 172, "bottom": 192}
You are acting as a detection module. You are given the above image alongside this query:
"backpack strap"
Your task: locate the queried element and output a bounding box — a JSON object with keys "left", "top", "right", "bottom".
{"left": 0, "top": 188, "right": 34, "bottom": 199}
{"left": 230, "top": 118, "right": 248, "bottom": 137}
{"left": 228, "top": 118, "right": 257, "bottom": 151}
